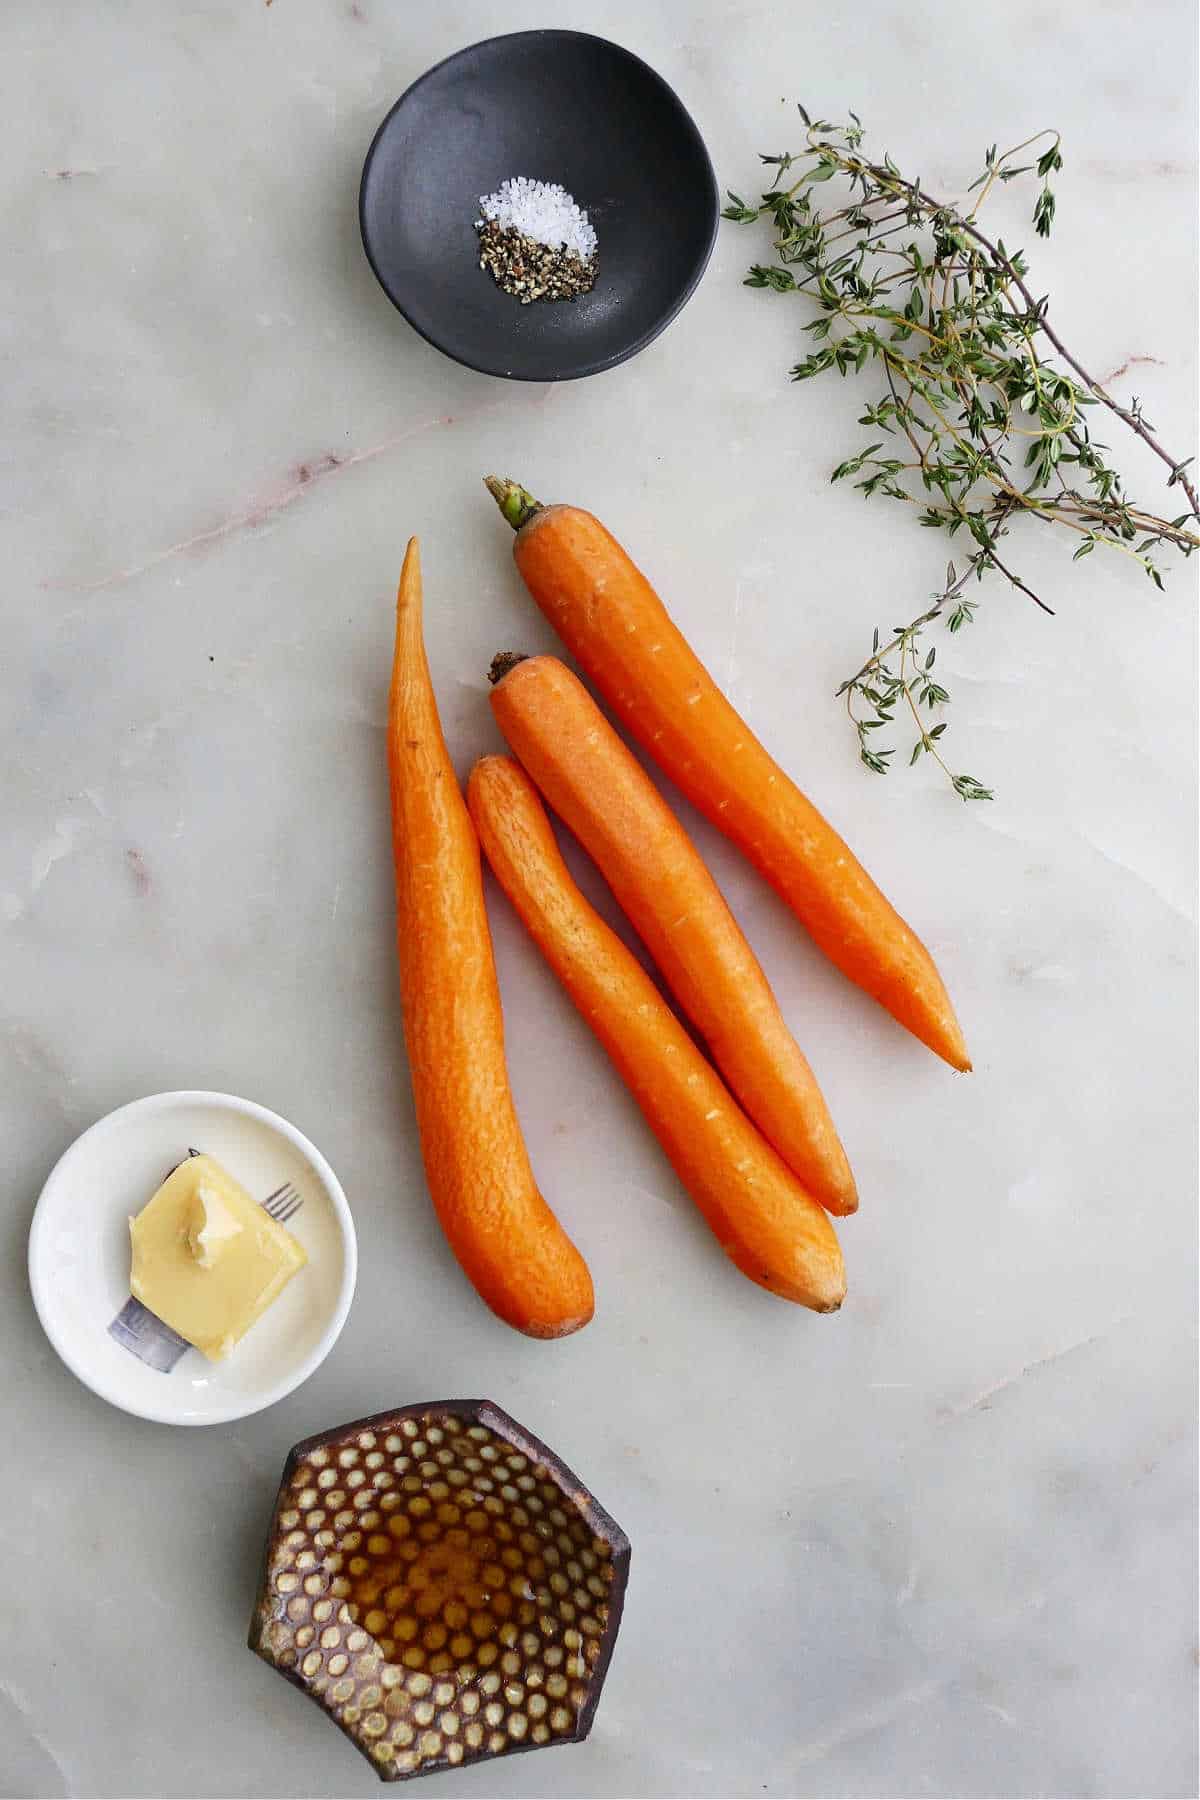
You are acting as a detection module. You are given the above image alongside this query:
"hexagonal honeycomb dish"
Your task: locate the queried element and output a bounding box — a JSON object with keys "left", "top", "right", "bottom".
{"left": 248, "top": 1398, "right": 630, "bottom": 1782}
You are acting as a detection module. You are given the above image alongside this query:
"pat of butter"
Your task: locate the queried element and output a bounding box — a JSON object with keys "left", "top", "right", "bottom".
{"left": 186, "top": 1183, "right": 244, "bottom": 1268}
{"left": 129, "top": 1154, "right": 307, "bottom": 1362}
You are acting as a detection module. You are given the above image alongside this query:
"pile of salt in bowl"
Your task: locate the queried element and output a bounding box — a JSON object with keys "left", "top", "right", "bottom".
{"left": 475, "top": 177, "right": 598, "bottom": 304}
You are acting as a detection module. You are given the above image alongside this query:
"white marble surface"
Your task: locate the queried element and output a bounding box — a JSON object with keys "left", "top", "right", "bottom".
{"left": 3, "top": 3, "right": 1196, "bottom": 1796}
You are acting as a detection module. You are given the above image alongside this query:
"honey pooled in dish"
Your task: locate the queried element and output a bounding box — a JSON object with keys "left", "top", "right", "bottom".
{"left": 249, "top": 1403, "right": 630, "bottom": 1783}
{"left": 129, "top": 1153, "right": 306, "bottom": 1360}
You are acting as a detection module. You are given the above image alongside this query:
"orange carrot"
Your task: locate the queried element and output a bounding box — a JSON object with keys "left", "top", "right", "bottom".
{"left": 468, "top": 755, "right": 846, "bottom": 1310}
{"left": 486, "top": 478, "right": 971, "bottom": 1072}
{"left": 388, "top": 540, "right": 593, "bottom": 1338}
{"left": 488, "top": 655, "right": 858, "bottom": 1217}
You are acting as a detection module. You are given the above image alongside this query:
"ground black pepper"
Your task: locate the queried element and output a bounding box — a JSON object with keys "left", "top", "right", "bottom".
{"left": 475, "top": 218, "right": 597, "bottom": 305}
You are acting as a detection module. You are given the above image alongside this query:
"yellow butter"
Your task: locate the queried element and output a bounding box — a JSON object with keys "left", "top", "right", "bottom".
{"left": 185, "top": 1181, "right": 244, "bottom": 1268}
{"left": 129, "top": 1153, "right": 307, "bottom": 1361}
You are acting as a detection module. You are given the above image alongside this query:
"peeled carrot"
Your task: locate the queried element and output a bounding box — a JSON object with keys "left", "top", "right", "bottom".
{"left": 468, "top": 755, "right": 846, "bottom": 1310}
{"left": 388, "top": 540, "right": 593, "bottom": 1338}
{"left": 485, "top": 478, "right": 971, "bottom": 1072}
{"left": 488, "top": 655, "right": 858, "bottom": 1217}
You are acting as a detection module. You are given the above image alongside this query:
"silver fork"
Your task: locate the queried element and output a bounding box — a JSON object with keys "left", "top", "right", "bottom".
{"left": 262, "top": 1181, "right": 303, "bottom": 1224}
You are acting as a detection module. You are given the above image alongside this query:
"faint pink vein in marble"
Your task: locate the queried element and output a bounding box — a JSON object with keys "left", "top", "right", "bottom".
{"left": 942, "top": 1317, "right": 1131, "bottom": 1419}
{"left": 53, "top": 390, "right": 548, "bottom": 595}
{"left": 1100, "top": 353, "right": 1166, "bottom": 385}
{"left": 126, "top": 848, "right": 152, "bottom": 896}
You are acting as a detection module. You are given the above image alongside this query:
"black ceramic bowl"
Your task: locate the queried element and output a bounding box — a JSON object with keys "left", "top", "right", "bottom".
{"left": 359, "top": 30, "right": 718, "bottom": 381}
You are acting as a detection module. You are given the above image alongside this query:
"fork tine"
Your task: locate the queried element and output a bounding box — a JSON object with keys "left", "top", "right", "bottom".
{"left": 262, "top": 1181, "right": 302, "bottom": 1223}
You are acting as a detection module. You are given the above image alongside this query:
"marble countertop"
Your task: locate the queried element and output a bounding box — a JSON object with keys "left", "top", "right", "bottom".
{"left": 3, "top": 3, "right": 1196, "bottom": 1796}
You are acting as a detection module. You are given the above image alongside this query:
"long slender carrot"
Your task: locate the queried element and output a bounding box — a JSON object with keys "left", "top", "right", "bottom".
{"left": 485, "top": 477, "right": 971, "bottom": 1072}
{"left": 488, "top": 655, "right": 858, "bottom": 1217}
{"left": 388, "top": 540, "right": 593, "bottom": 1338}
{"left": 468, "top": 755, "right": 846, "bottom": 1311}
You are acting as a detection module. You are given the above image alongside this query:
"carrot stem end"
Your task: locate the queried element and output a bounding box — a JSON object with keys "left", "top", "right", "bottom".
{"left": 484, "top": 474, "right": 544, "bottom": 531}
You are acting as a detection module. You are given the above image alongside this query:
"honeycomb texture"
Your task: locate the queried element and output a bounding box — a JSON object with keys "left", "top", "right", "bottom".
{"left": 249, "top": 1400, "right": 630, "bottom": 1782}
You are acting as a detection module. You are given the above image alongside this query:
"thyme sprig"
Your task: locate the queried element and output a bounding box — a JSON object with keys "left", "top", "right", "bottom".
{"left": 725, "top": 109, "right": 1198, "bottom": 797}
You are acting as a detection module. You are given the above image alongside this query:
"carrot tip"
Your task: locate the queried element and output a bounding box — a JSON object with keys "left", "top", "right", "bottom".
{"left": 519, "top": 1308, "right": 594, "bottom": 1340}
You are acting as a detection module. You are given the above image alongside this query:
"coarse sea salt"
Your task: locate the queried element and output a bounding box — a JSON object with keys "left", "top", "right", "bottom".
{"left": 476, "top": 177, "right": 597, "bottom": 263}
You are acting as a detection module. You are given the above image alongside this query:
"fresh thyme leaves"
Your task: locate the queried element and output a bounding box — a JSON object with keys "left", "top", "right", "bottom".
{"left": 837, "top": 559, "right": 994, "bottom": 800}
{"left": 725, "top": 108, "right": 1199, "bottom": 798}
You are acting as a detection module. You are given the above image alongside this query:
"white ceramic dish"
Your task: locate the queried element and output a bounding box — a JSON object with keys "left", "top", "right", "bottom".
{"left": 28, "top": 1091, "right": 356, "bottom": 1426}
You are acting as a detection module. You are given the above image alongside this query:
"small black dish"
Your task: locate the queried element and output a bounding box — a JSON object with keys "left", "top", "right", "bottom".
{"left": 359, "top": 30, "right": 719, "bottom": 382}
